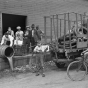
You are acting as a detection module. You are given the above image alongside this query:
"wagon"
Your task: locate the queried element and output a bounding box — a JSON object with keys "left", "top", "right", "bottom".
{"left": 44, "top": 12, "right": 88, "bottom": 68}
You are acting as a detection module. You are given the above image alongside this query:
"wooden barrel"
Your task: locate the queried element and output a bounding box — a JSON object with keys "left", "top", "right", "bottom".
{"left": 0, "top": 45, "right": 14, "bottom": 57}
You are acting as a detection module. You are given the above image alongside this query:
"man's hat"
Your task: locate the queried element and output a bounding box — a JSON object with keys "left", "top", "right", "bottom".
{"left": 31, "top": 24, "right": 35, "bottom": 28}
{"left": 26, "top": 26, "right": 30, "bottom": 28}
{"left": 17, "top": 26, "right": 21, "bottom": 29}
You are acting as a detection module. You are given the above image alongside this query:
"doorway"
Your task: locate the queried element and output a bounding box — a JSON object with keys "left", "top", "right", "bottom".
{"left": 2, "top": 13, "right": 27, "bottom": 35}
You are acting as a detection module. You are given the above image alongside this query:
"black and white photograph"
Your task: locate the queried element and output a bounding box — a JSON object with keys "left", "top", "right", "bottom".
{"left": 0, "top": 0, "right": 88, "bottom": 88}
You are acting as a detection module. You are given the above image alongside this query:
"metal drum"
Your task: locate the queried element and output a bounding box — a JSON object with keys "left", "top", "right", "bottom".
{"left": 0, "top": 45, "right": 14, "bottom": 57}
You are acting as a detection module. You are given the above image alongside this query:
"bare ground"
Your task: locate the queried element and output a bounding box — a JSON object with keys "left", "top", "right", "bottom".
{"left": 0, "top": 61, "right": 88, "bottom": 88}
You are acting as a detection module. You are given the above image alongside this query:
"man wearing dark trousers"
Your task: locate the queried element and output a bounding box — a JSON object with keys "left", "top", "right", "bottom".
{"left": 30, "top": 24, "right": 37, "bottom": 51}
{"left": 24, "top": 26, "right": 31, "bottom": 53}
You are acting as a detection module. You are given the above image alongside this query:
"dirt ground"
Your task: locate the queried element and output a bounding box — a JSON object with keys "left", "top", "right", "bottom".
{"left": 0, "top": 61, "right": 88, "bottom": 88}
{"left": 1, "top": 0, "right": 88, "bottom": 88}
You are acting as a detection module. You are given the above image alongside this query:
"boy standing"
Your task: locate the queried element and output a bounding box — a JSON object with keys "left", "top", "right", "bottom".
{"left": 33, "top": 42, "right": 49, "bottom": 77}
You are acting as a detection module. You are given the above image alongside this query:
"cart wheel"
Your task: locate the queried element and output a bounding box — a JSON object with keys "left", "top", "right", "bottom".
{"left": 67, "top": 60, "right": 87, "bottom": 81}
{"left": 55, "top": 62, "right": 65, "bottom": 68}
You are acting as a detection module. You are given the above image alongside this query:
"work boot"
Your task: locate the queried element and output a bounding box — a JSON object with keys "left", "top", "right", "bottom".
{"left": 42, "top": 73, "right": 45, "bottom": 77}
{"left": 40, "top": 66, "right": 45, "bottom": 77}
{"left": 35, "top": 66, "right": 40, "bottom": 76}
{"left": 36, "top": 72, "right": 40, "bottom": 76}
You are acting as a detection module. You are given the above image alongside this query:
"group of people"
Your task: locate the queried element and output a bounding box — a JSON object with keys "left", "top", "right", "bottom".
{"left": 0, "top": 24, "right": 43, "bottom": 52}
{"left": 0, "top": 24, "right": 50, "bottom": 77}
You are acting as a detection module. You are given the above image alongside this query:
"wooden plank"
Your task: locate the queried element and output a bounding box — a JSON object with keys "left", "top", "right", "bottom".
{"left": 53, "top": 59, "right": 73, "bottom": 62}
{"left": 13, "top": 54, "right": 35, "bottom": 58}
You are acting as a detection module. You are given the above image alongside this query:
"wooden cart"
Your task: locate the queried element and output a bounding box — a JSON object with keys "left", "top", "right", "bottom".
{"left": 44, "top": 12, "right": 88, "bottom": 68}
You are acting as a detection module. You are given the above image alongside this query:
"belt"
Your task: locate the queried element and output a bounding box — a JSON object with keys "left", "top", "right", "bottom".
{"left": 34, "top": 52, "right": 44, "bottom": 54}
{"left": 24, "top": 37, "right": 28, "bottom": 39}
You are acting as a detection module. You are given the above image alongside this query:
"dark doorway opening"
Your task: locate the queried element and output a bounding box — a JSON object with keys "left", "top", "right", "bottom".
{"left": 2, "top": 13, "right": 27, "bottom": 35}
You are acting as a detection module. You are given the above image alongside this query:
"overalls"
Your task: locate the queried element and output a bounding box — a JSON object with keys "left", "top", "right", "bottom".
{"left": 35, "top": 52, "right": 45, "bottom": 77}
{"left": 33, "top": 45, "right": 49, "bottom": 77}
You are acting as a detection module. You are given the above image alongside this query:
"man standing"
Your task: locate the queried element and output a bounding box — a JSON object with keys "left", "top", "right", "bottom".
{"left": 24, "top": 26, "right": 31, "bottom": 53}
{"left": 36, "top": 25, "right": 43, "bottom": 42}
{"left": 34, "top": 42, "right": 49, "bottom": 77}
{"left": 30, "top": 24, "right": 37, "bottom": 51}
{"left": 31, "top": 24, "right": 43, "bottom": 50}
{"left": 1, "top": 32, "right": 14, "bottom": 47}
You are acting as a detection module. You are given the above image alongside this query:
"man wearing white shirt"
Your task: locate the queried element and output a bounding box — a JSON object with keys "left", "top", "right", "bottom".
{"left": 1, "top": 33, "right": 14, "bottom": 47}
{"left": 7, "top": 27, "right": 14, "bottom": 38}
{"left": 33, "top": 42, "right": 49, "bottom": 77}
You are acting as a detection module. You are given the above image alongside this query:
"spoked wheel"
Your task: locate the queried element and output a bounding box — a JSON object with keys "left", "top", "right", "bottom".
{"left": 67, "top": 60, "right": 87, "bottom": 81}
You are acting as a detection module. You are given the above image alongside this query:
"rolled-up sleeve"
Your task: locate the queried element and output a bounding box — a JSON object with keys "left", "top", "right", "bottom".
{"left": 1, "top": 36, "right": 5, "bottom": 45}
{"left": 42, "top": 45, "right": 49, "bottom": 52}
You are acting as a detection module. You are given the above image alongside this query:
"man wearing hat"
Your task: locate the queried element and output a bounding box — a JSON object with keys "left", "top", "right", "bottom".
{"left": 1, "top": 32, "right": 14, "bottom": 47}
{"left": 24, "top": 26, "right": 32, "bottom": 53}
{"left": 30, "top": 24, "right": 37, "bottom": 51}
{"left": 7, "top": 27, "right": 14, "bottom": 38}
{"left": 14, "top": 26, "right": 23, "bottom": 46}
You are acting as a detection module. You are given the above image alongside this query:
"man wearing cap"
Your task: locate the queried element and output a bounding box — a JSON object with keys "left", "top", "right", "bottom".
{"left": 1, "top": 32, "right": 14, "bottom": 47}
{"left": 24, "top": 26, "right": 32, "bottom": 53}
{"left": 36, "top": 25, "right": 43, "bottom": 41}
{"left": 30, "top": 24, "right": 37, "bottom": 51}
{"left": 7, "top": 27, "right": 14, "bottom": 38}
{"left": 14, "top": 26, "right": 23, "bottom": 46}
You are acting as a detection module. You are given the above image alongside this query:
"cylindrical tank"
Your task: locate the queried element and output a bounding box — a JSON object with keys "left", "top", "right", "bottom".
{"left": 0, "top": 45, "right": 14, "bottom": 57}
